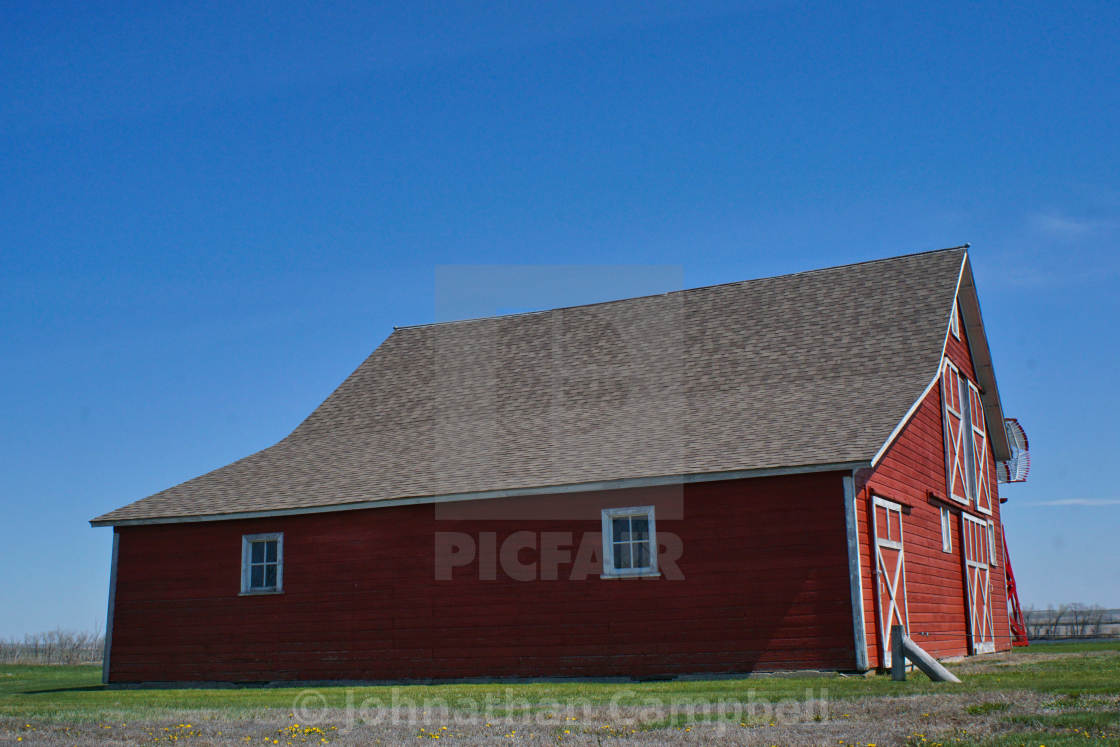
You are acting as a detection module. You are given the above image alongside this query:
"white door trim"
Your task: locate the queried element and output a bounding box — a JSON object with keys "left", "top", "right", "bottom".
{"left": 962, "top": 512, "right": 996, "bottom": 654}
{"left": 871, "top": 495, "right": 910, "bottom": 667}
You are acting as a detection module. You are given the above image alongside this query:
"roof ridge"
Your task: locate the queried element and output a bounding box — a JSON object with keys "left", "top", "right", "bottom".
{"left": 393, "top": 244, "right": 971, "bottom": 331}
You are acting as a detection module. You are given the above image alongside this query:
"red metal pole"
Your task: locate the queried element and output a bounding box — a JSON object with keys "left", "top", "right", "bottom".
{"left": 1002, "top": 524, "right": 1030, "bottom": 646}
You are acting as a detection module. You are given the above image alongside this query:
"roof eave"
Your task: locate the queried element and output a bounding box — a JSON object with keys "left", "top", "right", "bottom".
{"left": 870, "top": 247, "right": 1010, "bottom": 466}
{"left": 89, "top": 459, "right": 872, "bottom": 527}
{"left": 958, "top": 253, "right": 1012, "bottom": 461}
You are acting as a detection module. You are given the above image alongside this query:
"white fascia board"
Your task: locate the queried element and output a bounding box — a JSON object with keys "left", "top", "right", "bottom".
{"left": 870, "top": 255, "right": 965, "bottom": 468}
{"left": 955, "top": 254, "right": 1011, "bottom": 461}
{"left": 870, "top": 250, "right": 1011, "bottom": 471}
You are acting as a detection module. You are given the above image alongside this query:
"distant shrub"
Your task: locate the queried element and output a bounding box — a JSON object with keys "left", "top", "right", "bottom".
{"left": 0, "top": 629, "right": 104, "bottom": 665}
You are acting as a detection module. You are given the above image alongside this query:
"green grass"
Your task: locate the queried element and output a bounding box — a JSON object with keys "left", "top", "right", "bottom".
{"left": 1, "top": 641, "right": 1118, "bottom": 744}
{"left": 1, "top": 642, "right": 1118, "bottom": 720}
{"left": 975, "top": 734, "right": 1120, "bottom": 747}
{"left": 1006, "top": 710, "right": 1120, "bottom": 730}
{"left": 1018, "top": 639, "right": 1120, "bottom": 653}
{"left": 966, "top": 701, "right": 1011, "bottom": 715}
{"left": 981, "top": 712, "right": 1120, "bottom": 747}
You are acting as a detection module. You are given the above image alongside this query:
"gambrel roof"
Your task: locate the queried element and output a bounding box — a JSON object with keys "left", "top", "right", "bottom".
{"left": 93, "top": 246, "right": 1008, "bottom": 525}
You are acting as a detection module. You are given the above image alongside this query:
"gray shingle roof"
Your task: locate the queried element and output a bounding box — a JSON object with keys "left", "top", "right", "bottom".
{"left": 92, "top": 248, "right": 968, "bottom": 524}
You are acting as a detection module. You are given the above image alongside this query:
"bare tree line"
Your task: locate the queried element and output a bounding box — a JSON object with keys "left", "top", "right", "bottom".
{"left": 0, "top": 609, "right": 1113, "bottom": 665}
{"left": 1023, "top": 604, "right": 1118, "bottom": 640}
{"left": 0, "top": 629, "right": 104, "bottom": 664}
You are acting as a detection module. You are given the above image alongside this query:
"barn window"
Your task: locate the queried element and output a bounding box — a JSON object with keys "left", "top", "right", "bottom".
{"left": 601, "top": 506, "right": 658, "bottom": 578}
{"left": 950, "top": 300, "right": 961, "bottom": 339}
{"left": 940, "top": 507, "right": 953, "bottom": 553}
{"left": 241, "top": 533, "right": 283, "bottom": 594}
{"left": 988, "top": 521, "right": 998, "bottom": 567}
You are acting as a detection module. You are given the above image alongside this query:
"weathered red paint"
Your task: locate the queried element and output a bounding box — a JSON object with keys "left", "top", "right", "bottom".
{"left": 106, "top": 300, "right": 1015, "bottom": 682}
{"left": 857, "top": 304, "right": 1012, "bottom": 669}
{"left": 108, "top": 472, "right": 856, "bottom": 682}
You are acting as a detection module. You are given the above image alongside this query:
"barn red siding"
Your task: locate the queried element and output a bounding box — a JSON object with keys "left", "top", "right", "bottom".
{"left": 857, "top": 304, "right": 1011, "bottom": 669}
{"left": 108, "top": 472, "right": 855, "bottom": 682}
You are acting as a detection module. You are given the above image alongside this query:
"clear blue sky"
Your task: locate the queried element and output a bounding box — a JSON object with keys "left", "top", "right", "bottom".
{"left": 2, "top": 1, "right": 1118, "bottom": 637}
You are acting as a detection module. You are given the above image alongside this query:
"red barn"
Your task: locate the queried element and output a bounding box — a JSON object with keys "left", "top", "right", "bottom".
{"left": 91, "top": 246, "right": 1028, "bottom": 683}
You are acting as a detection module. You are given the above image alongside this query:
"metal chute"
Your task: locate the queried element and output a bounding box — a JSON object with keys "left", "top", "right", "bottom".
{"left": 996, "top": 418, "right": 1030, "bottom": 483}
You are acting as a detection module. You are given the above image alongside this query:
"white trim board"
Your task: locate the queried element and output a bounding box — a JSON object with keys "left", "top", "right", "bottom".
{"left": 870, "top": 362, "right": 945, "bottom": 468}
{"left": 843, "top": 473, "right": 869, "bottom": 671}
{"left": 871, "top": 249, "right": 1011, "bottom": 468}
{"left": 91, "top": 460, "right": 870, "bottom": 527}
{"left": 101, "top": 530, "right": 119, "bottom": 685}
{"left": 954, "top": 253, "right": 1011, "bottom": 461}
{"left": 870, "top": 253, "right": 965, "bottom": 468}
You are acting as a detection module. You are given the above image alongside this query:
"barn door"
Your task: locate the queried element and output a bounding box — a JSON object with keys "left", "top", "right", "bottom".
{"left": 966, "top": 381, "right": 993, "bottom": 515}
{"left": 872, "top": 496, "right": 910, "bottom": 667}
{"left": 962, "top": 514, "right": 996, "bottom": 654}
{"left": 941, "top": 360, "right": 970, "bottom": 505}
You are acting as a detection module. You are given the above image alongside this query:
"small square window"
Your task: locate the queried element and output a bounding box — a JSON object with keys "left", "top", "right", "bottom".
{"left": 241, "top": 533, "right": 283, "bottom": 594}
{"left": 601, "top": 506, "right": 658, "bottom": 578}
{"left": 940, "top": 507, "right": 953, "bottom": 553}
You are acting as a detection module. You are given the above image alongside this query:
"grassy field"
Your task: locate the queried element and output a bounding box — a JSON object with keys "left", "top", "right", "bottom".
{"left": 1, "top": 642, "right": 1118, "bottom": 745}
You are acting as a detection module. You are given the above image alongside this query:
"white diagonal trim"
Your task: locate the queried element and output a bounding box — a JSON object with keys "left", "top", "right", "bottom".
{"left": 871, "top": 252, "right": 967, "bottom": 468}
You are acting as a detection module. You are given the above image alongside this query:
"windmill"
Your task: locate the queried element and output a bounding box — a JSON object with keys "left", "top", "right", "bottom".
{"left": 996, "top": 418, "right": 1031, "bottom": 645}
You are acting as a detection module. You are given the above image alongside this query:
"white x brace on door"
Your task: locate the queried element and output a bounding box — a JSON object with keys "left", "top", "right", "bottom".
{"left": 962, "top": 513, "right": 996, "bottom": 654}
{"left": 872, "top": 495, "right": 910, "bottom": 667}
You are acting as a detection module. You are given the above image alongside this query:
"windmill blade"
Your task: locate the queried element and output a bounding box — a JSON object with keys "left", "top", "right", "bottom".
{"left": 997, "top": 418, "right": 1030, "bottom": 483}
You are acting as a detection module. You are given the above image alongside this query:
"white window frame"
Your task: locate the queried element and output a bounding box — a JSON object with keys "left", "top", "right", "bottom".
{"left": 940, "top": 506, "right": 953, "bottom": 553}
{"left": 950, "top": 300, "right": 961, "bottom": 339}
{"left": 988, "top": 521, "right": 998, "bottom": 567}
{"left": 600, "top": 505, "right": 658, "bottom": 579}
{"left": 241, "top": 532, "right": 284, "bottom": 594}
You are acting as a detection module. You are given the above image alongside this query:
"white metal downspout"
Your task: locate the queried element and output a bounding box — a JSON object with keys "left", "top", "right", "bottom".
{"left": 102, "top": 529, "right": 119, "bottom": 685}
{"left": 843, "top": 472, "right": 869, "bottom": 671}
